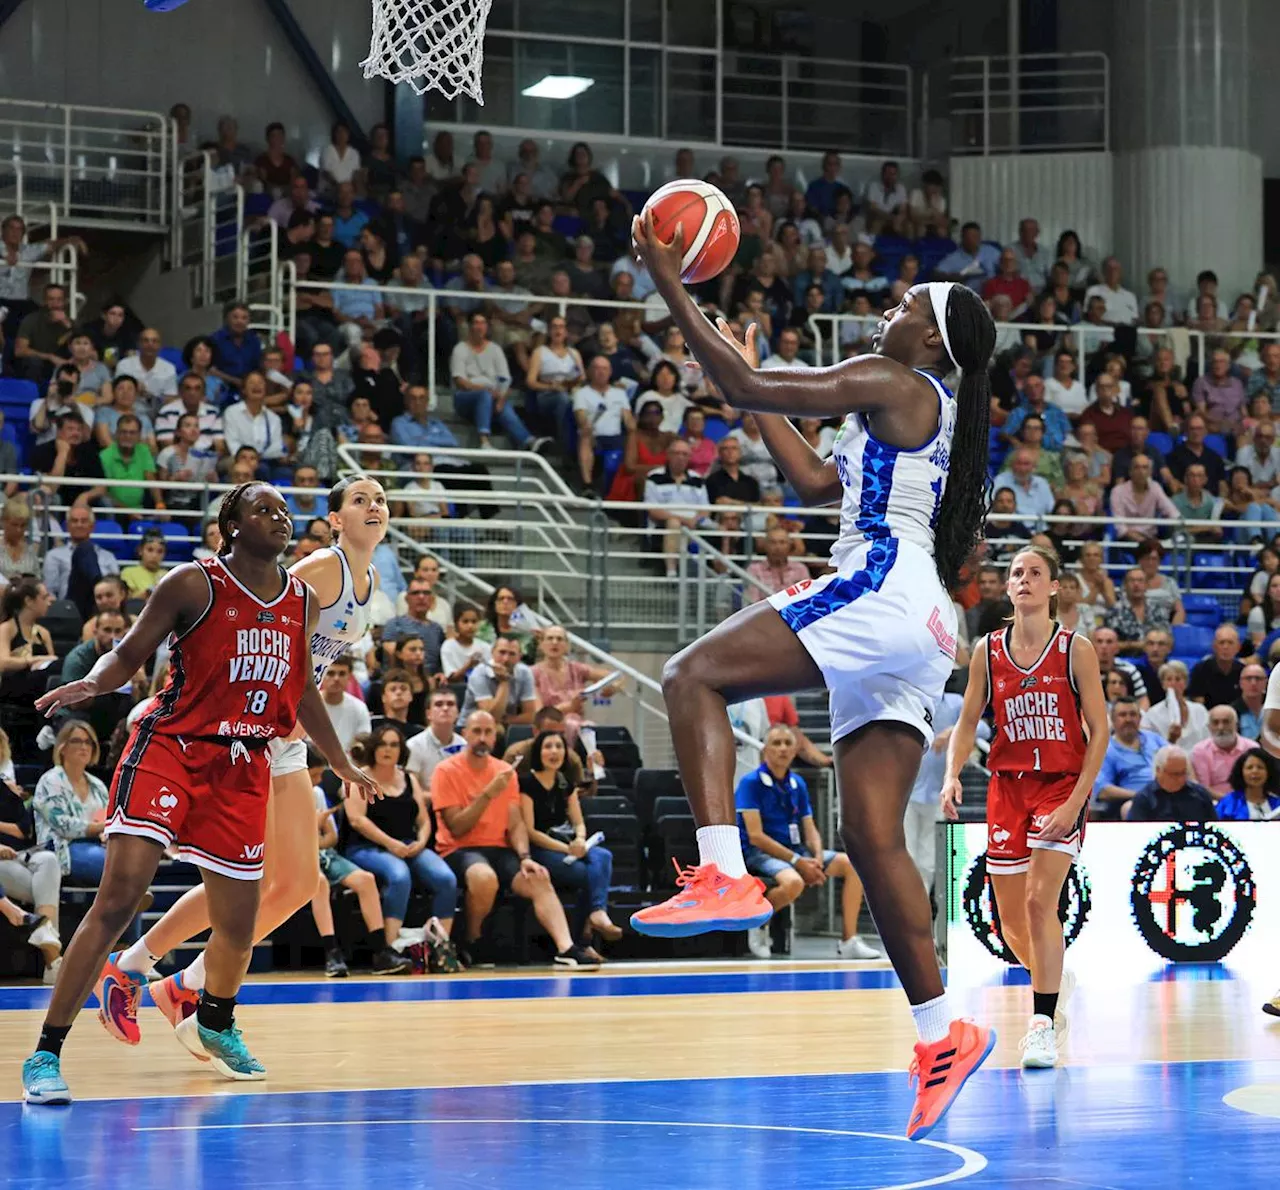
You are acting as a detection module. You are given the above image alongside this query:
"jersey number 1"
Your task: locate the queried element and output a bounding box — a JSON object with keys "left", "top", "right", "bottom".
{"left": 243, "top": 689, "right": 269, "bottom": 716}
{"left": 1032, "top": 747, "right": 1041, "bottom": 772}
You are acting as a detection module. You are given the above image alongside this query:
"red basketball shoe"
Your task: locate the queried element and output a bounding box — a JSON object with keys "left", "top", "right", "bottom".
{"left": 906, "top": 1018, "right": 997, "bottom": 1140}
{"left": 630, "top": 861, "right": 772, "bottom": 937}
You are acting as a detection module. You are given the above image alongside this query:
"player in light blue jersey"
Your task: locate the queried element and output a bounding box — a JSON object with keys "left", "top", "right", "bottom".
{"left": 630, "top": 209, "right": 997, "bottom": 1140}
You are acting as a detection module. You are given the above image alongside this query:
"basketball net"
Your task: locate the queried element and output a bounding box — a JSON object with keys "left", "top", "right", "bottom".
{"left": 362, "top": 0, "right": 493, "bottom": 102}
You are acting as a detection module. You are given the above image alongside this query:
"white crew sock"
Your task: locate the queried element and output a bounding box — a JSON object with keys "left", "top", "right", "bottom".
{"left": 116, "top": 940, "right": 160, "bottom": 976}
{"left": 183, "top": 952, "right": 207, "bottom": 992}
{"left": 911, "top": 993, "right": 953, "bottom": 1044}
{"left": 696, "top": 825, "right": 747, "bottom": 878}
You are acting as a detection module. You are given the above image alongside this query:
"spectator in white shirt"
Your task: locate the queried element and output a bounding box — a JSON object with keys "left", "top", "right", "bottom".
{"left": 449, "top": 312, "right": 529, "bottom": 448}
{"left": 573, "top": 355, "right": 635, "bottom": 490}
{"left": 862, "top": 160, "right": 908, "bottom": 235}
{"left": 222, "top": 371, "right": 285, "bottom": 461}
{"left": 314, "top": 655, "right": 370, "bottom": 749}
{"left": 1237, "top": 420, "right": 1280, "bottom": 490}
{"left": 825, "top": 224, "right": 854, "bottom": 276}
{"left": 1085, "top": 257, "right": 1140, "bottom": 326}
{"left": 1007, "top": 217, "right": 1053, "bottom": 293}
{"left": 1185, "top": 270, "right": 1230, "bottom": 322}
{"left": 440, "top": 607, "right": 492, "bottom": 684}
{"left": 1045, "top": 349, "right": 1089, "bottom": 420}
{"left": 993, "top": 449, "right": 1056, "bottom": 529}
{"left": 114, "top": 327, "right": 178, "bottom": 412}
{"left": 319, "top": 120, "right": 361, "bottom": 195}
{"left": 760, "top": 328, "right": 812, "bottom": 371}
{"left": 155, "top": 372, "right": 225, "bottom": 454}
{"left": 644, "top": 438, "right": 710, "bottom": 577}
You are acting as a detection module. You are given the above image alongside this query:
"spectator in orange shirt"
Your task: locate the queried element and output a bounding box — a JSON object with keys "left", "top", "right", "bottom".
{"left": 746, "top": 526, "right": 811, "bottom": 601}
{"left": 431, "top": 711, "right": 598, "bottom": 968}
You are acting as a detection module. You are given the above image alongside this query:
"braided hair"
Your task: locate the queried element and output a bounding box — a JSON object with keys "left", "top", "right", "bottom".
{"left": 931, "top": 285, "right": 996, "bottom": 591}
{"left": 216, "top": 482, "right": 261, "bottom": 556}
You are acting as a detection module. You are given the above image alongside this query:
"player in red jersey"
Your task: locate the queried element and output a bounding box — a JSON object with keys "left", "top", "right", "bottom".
{"left": 942, "top": 544, "right": 1108, "bottom": 1069}
{"left": 21, "top": 482, "right": 379, "bottom": 1104}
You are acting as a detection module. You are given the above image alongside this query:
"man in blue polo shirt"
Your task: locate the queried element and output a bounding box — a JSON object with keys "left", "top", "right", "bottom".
{"left": 1093, "top": 697, "right": 1164, "bottom": 820}
{"left": 333, "top": 250, "right": 385, "bottom": 353}
{"left": 735, "top": 725, "right": 880, "bottom": 961}
{"left": 210, "top": 300, "right": 262, "bottom": 394}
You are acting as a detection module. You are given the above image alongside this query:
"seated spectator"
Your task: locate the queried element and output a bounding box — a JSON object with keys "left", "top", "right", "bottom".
{"left": 1221, "top": 465, "right": 1279, "bottom": 545}
{"left": 13, "top": 282, "right": 73, "bottom": 385}
{"left": 1189, "top": 705, "right": 1254, "bottom": 797}
{"left": 180, "top": 335, "right": 230, "bottom": 408}
{"left": 634, "top": 359, "right": 691, "bottom": 435}
{"left": 518, "top": 728, "right": 620, "bottom": 952}
{"left": 314, "top": 655, "right": 371, "bottom": 750}
{"left": 432, "top": 711, "right": 597, "bottom": 967}
{"left": 572, "top": 355, "right": 633, "bottom": 491}
{"left": 32, "top": 408, "right": 106, "bottom": 508}
{"left": 1168, "top": 412, "right": 1227, "bottom": 494}
{"left": 1044, "top": 350, "right": 1089, "bottom": 420}
{"left": 1237, "top": 420, "right": 1280, "bottom": 491}
{"left": 1106, "top": 568, "right": 1174, "bottom": 645}
{"left": 1188, "top": 625, "right": 1245, "bottom": 708}
{"left": 736, "top": 725, "right": 878, "bottom": 960}
{"left": 268, "top": 173, "right": 315, "bottom": 229}
{"left": 369, "top": 635, "right": 439, "bottom": 722}
{"left": 365, "top": 122, "right": 400, "bottom": 200}
{"left": 1171, "top": 463, "right": 1224, "bottom": 541}
{"left": 993, "top": 449, "right": 1056, "bottom": 530}
{"left": 476, "top": 584, "right": 540, "bottom": 659}
{"left": 607, "top": 399, "right": 673, "bottom": 505}
{"left": 729, "top": 412, "right": 780, "bottom": 490}
{"left": 1093, "top": 697, "right": 1165, "bottom": 819}
{"left": 1003, "top": 375, "right": 1071, "bottom": 450}
{"left": 1109, "top": 454, "right": 1177, "bottom": 542}
{"left": 0, "top": 498, "right": 41, "bottom": 582}
{"left": 1010, "top": 414, "right": 1064, "bottom": 489}
{"left": 441, "top": 607, "right": 491, "bottom": 684}
{"left": 381, "top": 577, "right": 447, "bottom": 660}
{"left": 330, "top": 180, "right": 369, "bottom": 247}
{"left": 155, "top": 372, "right": 225, "bottom": 454}
{"left": 369, "top": 668, "right": 425, "bottom": 741}
{"left": 1216, "top": 748, "right": 1280, "bottom": 819}
{"left": 1056, "top": 454, "right": 1103, "bottom": 537}
{"left": 745, "top": 526, "right": 811, "bottom": 601}
{"left": 120, "top": 532, "right": 165, "bottom": 600}
{"left": 906, "top": 168, "right": 948, "bottom": 238}
{"left": 839, "top": 240, "right": 889, "bottom": 310}
{"left": 42, "top": 505, "right": 118, "bottom": 608}
{"left": 1140, "top": 661, "right": 1210, "bottom": 748}
{"left": 209, "top": 301, "right": 262, "bottom": 394}
{"left": 331, "top": 250, "right": 384, "bottom": 353}
{"left": 1192, "top": 348, "right": 1246, "bottom": 437}
{"left": 1131, "top": 538, "right": 1183, "bottom": 623}
{"left": 1143, "top": 347, "right": 1193, "bottom": 432}
{"left": 984, "top": 487, "right": 1032, "bottom": 556}
{"left": 982, "top": 248, "right": 1033, "bottom": 315}
{"left": 1234, "top": 662, "right": 1268, "bottom": 741}
{"left": 1084, "top": 256, "right": 1139, "bottom": 325}
{"left": 524, "top": 315, "right": 586, "bottom": 441}
{"left": 115, "top": 327, "right": 178, "bottom": 411}
{"left": 451, "top": 312, "right": 530, "bottom": 449}
{"left": 34, "top": 722, "right": 111, "bottom": 885}
{"left": 337, "top": 733, "right": 451, "bottom": 973}
{"left": 932, "top": 221, "right": 1000, "bottom": 291}
{"left": 461, "top": 634, "right": 536, "bottom": 732}
{"left": 1109, "top": 416, "right": 1172, "bottom": 493}
{"left": 64, "top": 330, "right": 112, "bottom": 404}
{"left": 403, "top": 686, "right": 465, "bottom": 791}
{"left": 645, "top": 438, "right": 710, "bottom": 577}
{"left": 99, "top": 414, "right": 158, "bottom": 518}
{"left": 222, "top": 371, "right": 286, "bottom": 463}
{"left": 1132, "top": 626, "right": 1172, "bottom": 695}
{"left": 532, "top": 624, "right": 621, "bottom": 741}
{"left": 705, "top": 435, "right": 761, "bottom": 505}
{"left": 394, "top": 452, "right": 450, "bottom": 533}
{"left": 393, "top": 556, "right": 454, "bottom": 630}
{"left": 1071, "top": 422, "right": 1112, "bottom": 487}
{"left": 1076, "top": 373, "right": 1132, "bottom": 453}
{"left": 680, "top": 407, "right": 717, "bottom": 476}
{"left": 1125, "top": 745, "right": 1217, "bottom": 822}
{"left": 1248, "top": 341, "right": 1280, "bottom": 414}
{"left": 30, "top": 363, "right": 94, "bottom": 446}
{"left": 1090, "top": 626, "right": 1147, "bottom": 706}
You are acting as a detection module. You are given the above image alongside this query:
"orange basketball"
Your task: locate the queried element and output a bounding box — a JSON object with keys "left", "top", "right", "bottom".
{"left": 640, "top": 180, "right": 741, "bottom": 284}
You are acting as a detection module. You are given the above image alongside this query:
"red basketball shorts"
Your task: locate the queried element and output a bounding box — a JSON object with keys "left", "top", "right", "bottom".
{"left": 985, "top": 772, "right": 1086, "bottom": 876}
{"left": 105, "top": 731, "right": 271, "bottom": 881}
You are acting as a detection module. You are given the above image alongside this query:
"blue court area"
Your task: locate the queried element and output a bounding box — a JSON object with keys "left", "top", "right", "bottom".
{"left": 2, "top": 1061, "right": 1278, "bottom": 1189}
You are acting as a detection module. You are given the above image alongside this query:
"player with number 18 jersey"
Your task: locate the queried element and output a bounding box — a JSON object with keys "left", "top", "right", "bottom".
{"left": 984, "top": 622, "right": 1088, "bottom": 875}
{"left": 105, "top": 555, "right": 310, "bottom": 880}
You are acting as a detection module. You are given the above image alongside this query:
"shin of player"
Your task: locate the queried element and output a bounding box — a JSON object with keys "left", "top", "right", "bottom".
{"left": 943, "top": 545, "right": 1108, "bottom": 1069}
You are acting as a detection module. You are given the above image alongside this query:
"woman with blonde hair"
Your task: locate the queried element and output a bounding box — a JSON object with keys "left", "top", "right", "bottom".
{"left": 33, "top": 722, "right": 110, "bottom": 887}
{"left": 532, "top": 625, "right": 622, "bottom": 749}
{"left": 0, "top": 498, "right": 40, "bottom": 581}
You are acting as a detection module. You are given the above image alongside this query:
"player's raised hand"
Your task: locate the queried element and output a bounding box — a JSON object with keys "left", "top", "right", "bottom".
{"left": 940, "top": 776, "right": 963, "bottom": 821}
{"left": 335, "top": 760, "right": 382, "bottom": 802}
{"left": 714, "top": 317, "right": 760, "bottom": 368}
{"left": 35, "top": 678, "right": 98, "bottom": 717}
{"left": 631, "top": 207, "right": 684, "bottom": 285}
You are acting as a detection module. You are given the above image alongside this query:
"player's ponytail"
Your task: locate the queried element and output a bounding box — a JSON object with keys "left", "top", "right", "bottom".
{"left": 930, "top": 284, "right": 995, "bottom": 592}
{"left": 216, "top": 482, "right": 259, "bottom": 556}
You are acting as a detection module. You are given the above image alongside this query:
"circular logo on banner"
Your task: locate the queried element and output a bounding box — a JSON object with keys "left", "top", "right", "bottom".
{"left": 962, "top": 852, "right": 1092, "bottom": 964}
{"left": 1130, "top": 824, "right": 1255, "bottom": 962}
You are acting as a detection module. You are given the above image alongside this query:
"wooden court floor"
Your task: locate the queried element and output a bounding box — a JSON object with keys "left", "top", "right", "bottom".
{"left": 3, "top": 960, "right": 1280, "bottom": 1188}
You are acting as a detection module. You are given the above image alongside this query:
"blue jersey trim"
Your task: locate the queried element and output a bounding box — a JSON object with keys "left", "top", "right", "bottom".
{"left": 776, "top": 538, "right": 899, "bottom": 634}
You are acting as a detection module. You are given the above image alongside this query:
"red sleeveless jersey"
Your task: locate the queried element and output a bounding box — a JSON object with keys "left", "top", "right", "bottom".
{"left": 985, "top": 622, "right": 1087, "bottom": 775}
{"left": 143, "top": 556, "right": 310, "bottom": 742}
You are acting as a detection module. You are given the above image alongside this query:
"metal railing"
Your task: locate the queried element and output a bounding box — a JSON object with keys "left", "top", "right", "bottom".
{"left": 169, "top": 151, "right": 244, "bottom": 308}
{"left": 240, "top": 219, "right": 281, "bottom": 338}
{"left": 946, "top": 53, "right": 1110, "bottom": 155}
{"left": 0, "top": 99, "right": 171, "bottom": 231}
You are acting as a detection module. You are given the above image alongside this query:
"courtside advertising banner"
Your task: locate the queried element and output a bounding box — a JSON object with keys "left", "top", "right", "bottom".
{"left": 945, "top": 822, "right": 1277, "bottom": 983}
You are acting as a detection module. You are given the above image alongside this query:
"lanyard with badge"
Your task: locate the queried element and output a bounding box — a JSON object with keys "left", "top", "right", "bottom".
{"left": 759, "top": 766, "right": 803, "bottom": 845}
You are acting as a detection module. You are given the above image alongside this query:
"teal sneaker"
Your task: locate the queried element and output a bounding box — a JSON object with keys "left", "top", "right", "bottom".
{"left": 22, "top": 1051, "right": 71, "bottom": 1105}
{"left": 175, "top": 1016, "right": 266, "bottom": 1081}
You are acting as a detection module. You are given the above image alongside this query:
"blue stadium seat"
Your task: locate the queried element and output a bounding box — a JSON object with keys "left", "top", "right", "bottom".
{"left": 703, "top": 416, "right": 730, "bottom": 443}
{"left": 553, "top": 214, "right": 584, "bottom": 239}
{"left": 1204, "top": 433, "right": 1230, "bottom": 458}
{"left": 1172, "top": 624, "right": 1215, "bottom": 658}
{"left": 600, "top": 449, "right": 624, "bottom": 493}
{"left": 243, "top": 192, "right": 272, "bottom": 218}
{"left": 132, "top": 520, "right": 195, "bottom": 562}
{"left": 1181, "top": 593, "right": 1223, "bottom": 627}
{"left": 96, "top": 519, "right": 133, "bottom": 560}
{"left": 1192, "top": 551, "right": 1234, "bottom": 589}
{"left": 1145, "top": 431, "right": 1174, "bottom": 457}
{"left": 159, "top": 347, "right": 185, "bottom": 370}
{"left": 0, "top": 378, "right": 38, "bottom": 404}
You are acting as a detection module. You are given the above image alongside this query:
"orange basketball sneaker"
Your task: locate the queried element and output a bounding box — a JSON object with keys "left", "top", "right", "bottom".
{"left": 630, "top": 861, "right": 772, "bottom": 937}
{"left": 94, "top": 952, "right": 146, "bottom": 1045}
{"left": 906, "top": 1018, "right": 997, "bottom": 1140}
{"left": 149, "top": 970, "right": 205, "bottom": 1059}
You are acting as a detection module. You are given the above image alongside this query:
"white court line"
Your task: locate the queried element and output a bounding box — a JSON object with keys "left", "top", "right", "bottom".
{"left": 130, "top": 1115, "right": 986, "bottom": 1190}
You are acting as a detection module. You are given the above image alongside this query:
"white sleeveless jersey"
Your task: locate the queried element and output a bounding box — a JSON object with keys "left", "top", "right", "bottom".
{"left": 828, "top": 370, "right": 956, "bottom": 570}
{"left": 307, "top": 546, "right": 375, "bottom": 685}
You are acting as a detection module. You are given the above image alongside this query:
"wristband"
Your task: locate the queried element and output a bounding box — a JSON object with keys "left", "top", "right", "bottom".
{"left": 517, "top": 852, "right": 530, "bottom": 862}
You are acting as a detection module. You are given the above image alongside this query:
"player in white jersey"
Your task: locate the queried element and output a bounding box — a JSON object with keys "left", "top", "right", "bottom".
{"left": 96, "top": 475, "right": 406, "bottom": 1048}
{"left": 630, "top": 211, "right": 997, "bottom": 1141}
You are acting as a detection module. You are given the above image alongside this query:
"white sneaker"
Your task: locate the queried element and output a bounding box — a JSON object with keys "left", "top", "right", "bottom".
{"left": 42, "top": 957, "right": 62, "bottom": 986}
{"left": 746, "top": 925, "right": 772, "bottom": 959}
{"left": 836, "top": 935, "right": 882, "bottom": 960}
{"left": 1019, "top": 1015, "right": 1058, "bottom": 1069}
{"left": 27, "top": 922, "right": 59, "bottom": 951}
{"left": 1055, "top": 969, "right": 1076, "bottom": 1048}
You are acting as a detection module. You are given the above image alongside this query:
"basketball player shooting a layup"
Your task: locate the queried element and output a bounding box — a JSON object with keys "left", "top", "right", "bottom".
{"left": 629, "top": 211, "right": 997, "bottom": 1139}
{"left": 942, "top": 545, "right": 1108, "bottom": 1069}
{"left": 22, "top": 482, "right": 380, "bottom": 1105}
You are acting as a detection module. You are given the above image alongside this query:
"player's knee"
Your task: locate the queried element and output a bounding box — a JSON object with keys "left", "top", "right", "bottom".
{"left": 662, "top": 641, "right": 710, "bottom": 695}
{"left": 1025, "top": 881, "right": 1059, "bottom": 926}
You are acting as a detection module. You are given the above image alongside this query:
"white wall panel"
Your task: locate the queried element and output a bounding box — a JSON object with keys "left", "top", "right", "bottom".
{"left": 950, "top": 153, "right": 1114, "bottom": 262}
{"left": 1113, "top": 146, "right": 1262, "bottom": 298}
{"left": 0, "top": 0, "right": 385, "bottom": 161}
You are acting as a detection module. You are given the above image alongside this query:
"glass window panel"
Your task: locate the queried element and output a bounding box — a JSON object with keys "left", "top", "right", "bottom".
{"left": 513, "top": 42, "right": 625, "bottom": 136}
{"left": 628, "top": 48, "right": 662, "bottom": 139}
{"left": 664, "top": 51, "right": 716, "bottom": 142}
{"left": 665, "top": 0, "right": 716, "bottom": 48}
{"left": 630, "top": 0, "right": 663, "bottom": 44}
{"left": 501, "top": 0, "right": 623, "bottom": 40}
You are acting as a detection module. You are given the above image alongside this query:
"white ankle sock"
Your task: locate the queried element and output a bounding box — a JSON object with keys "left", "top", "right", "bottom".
{"left": 911, "top": 993, "right": 953, "bottom": 1044}
{"left": 696, "top": 825, "right": 747, "bottom": 878}
{"left": 117, "top": 940, "right": 160, "bottom": 976}
{"left": 183, "top": 952, "right": 207, "bottom": 992}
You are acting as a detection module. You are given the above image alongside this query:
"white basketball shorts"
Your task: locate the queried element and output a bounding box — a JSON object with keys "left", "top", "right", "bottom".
{"left": 268, "top": 736, "right": 309, "bottom": 778}
{"left": 767, "top": 537, "right": 958, "bottom": 747}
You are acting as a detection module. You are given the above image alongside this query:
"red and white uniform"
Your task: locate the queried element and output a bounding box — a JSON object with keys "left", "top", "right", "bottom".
{"left": 984, "top": 622, "right": 1087, "bottom": 874}
{"left": 105, "top": 556, "right": 310, "bottom": 880}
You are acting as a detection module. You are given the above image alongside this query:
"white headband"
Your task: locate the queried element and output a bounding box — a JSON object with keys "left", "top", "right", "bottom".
{"left": 927, "top": 281, "right": 959, "bottom": 372}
